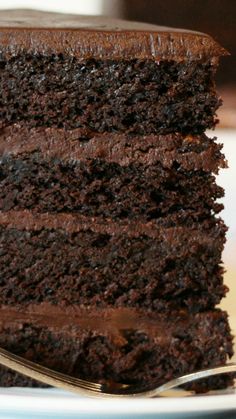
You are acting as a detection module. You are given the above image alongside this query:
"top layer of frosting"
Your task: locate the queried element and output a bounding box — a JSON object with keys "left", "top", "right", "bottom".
{"left": 0, "top": 9, "right": 227, "bottom": 61}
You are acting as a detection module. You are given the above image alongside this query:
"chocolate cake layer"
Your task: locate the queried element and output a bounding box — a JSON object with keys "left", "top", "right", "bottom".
{"left": 0, "top": 129, "right": 225, "bottom": 219}
{"left": 0, "top": 10, "right": 227, "bottom": 137}
{"left": 0, "top": 154, "right": 224, "bottom": 219}
{"left": 0, "top": 55, "right": 220, "bottom": 134}
{"left": 0, "top": 211, "right": 227, "bottom": 310}
{"left": 0, "top": 10, "right": 227, "bottom": 61}
{"left": 0, "top": 306, "right": 233, "bottom": 390}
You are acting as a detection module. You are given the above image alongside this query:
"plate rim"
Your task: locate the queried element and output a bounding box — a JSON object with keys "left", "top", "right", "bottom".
{"left": 0, "top": 388, "right": 235, "bottom": 415}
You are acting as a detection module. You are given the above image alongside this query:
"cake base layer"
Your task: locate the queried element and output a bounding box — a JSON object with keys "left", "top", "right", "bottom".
{"left": 0, "top": 211, "right": 227, "bottom": 310}
{"left": 0, "top": 306, "right": 233, "bottom": 391}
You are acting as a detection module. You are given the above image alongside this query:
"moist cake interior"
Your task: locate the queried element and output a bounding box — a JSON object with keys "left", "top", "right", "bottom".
{"left": 0, "top": 9, "right": 233, "bottom": 391}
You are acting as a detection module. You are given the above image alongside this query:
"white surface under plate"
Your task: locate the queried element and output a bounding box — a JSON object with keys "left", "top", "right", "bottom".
{"left": 0, "top": 130, "right": 235, "bottom": 419}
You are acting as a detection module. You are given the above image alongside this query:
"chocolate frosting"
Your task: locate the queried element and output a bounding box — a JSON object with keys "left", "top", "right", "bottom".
{"left": 0, "top": 209, "right": 222, "bottom": 246}
{"left": 0, "top": 303, "right": 193, "bottom": 345}
{"left": 0, "top": 303, "right": 227, "bottom": 350}
{"left": 0, "top": 209, "right": 178, "bottom": 239}
{"left": 0, "top": 125, "right": 226, "bottom": 173}
{"left": 0, "top": 9, "right": 227, "bottom": 61}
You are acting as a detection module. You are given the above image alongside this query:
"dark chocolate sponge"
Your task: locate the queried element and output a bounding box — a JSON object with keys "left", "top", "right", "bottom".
{"left": 0, "top": 10, "right": 232, "bottom": 392}
{"left": 0, "top": 57, "right": 220, "bottom": 134}
{"left": 0, "top": 211, "right": 227, "bottom": 311}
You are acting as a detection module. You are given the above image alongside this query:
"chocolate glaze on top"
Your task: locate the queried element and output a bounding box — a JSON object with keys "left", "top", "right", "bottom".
{"left": 0, "top": 9, "right": 228, "bottom": 61}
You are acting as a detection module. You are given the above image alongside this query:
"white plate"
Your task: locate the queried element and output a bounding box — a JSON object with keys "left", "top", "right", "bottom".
{"left": 0, "top": 386, "right": 235, "bottom": 418}
{"left": 0, "top": 129, "right": 236, "bottom": 419}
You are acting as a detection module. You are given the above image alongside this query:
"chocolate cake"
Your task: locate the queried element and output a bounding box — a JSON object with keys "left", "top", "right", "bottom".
{"left": 0, "top": 9, "right": 233, "bottom": 392}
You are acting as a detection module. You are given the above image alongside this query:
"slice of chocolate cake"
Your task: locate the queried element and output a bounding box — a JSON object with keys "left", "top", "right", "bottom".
{"left": 0, "top": 9, "right": 233, "bottom": 391}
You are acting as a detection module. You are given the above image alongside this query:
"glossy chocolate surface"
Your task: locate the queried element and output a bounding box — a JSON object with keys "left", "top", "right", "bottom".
{"left": 0, "top": 9, "right": 227, "bottom": 61}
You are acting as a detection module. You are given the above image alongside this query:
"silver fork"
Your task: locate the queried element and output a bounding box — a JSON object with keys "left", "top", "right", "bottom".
{"left": 0, "top": 347, "right": 235, "bottom": 398}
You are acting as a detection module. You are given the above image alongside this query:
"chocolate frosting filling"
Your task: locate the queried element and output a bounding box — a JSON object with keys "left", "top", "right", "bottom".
{"left": 0, "top": 303, "right": 194, "bottom": 345}
{"left": 0, "top": 125, "right": 226, "bottom": 173}
{"left": 0, "top": 10, "right": 227, "bottom": 61}
{"left": 0, "top": 209, "right": 224, "bottom": 244}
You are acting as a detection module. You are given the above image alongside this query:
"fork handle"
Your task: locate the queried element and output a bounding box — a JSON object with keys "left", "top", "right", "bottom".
{"left": 0, "top": 346, "right": 235, "bottom": 398}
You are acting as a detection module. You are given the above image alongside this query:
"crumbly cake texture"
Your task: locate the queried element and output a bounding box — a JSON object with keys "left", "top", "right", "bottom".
{"left": 0, "top": 307, "right": 233, "bottom": 391}
{"left": 0, "top": 130, "right": 226, "bottom": 218}
{"left": 0, "top": 213, "right": 227, "bottom": 310}
{"left": 0, "top": 58, "right": 221, "bottom": 134}
{"left": 0, "top": 10, "right": 233, "bottom": 390}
